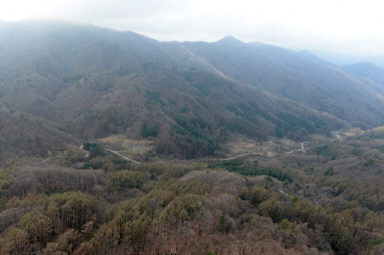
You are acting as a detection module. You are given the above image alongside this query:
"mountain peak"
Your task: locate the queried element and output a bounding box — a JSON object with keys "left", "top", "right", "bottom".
{"left": 216, "top": 36, "right": 243, "bottom": 44}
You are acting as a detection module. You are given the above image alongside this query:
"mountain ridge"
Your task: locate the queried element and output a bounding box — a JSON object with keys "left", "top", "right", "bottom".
{"left": 0, "top": 21, "right": 383, "bottom": 158}
{"left": 341, "top": 62, "right": 384, "bottom": 86}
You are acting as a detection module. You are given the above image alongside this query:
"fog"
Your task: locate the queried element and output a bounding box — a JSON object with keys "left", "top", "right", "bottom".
{"left": 1, "top": 0, "right": 384, "bottom": 54}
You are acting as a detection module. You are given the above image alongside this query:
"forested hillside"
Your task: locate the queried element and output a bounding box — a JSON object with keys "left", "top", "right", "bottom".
{"left": 183, "top": 37, "right": 384, "bottom": 128}
{"left": 1, "top": 21, "right": 384, "bottom": 158}
{"left": 1, "top": 128, "right": 384, "bottom": 254}
{"left": 1, "top": 21, "right": 384, "bottom": 254}
{"left": 341, "top": 62, "right": 384, "bottom": 86}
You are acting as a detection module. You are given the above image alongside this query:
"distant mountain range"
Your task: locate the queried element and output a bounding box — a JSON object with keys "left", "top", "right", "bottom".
{"left": 1, "top": 21, "right": 384, "bottom": 158}
{"left": 310, "top": 50, "right": 384, "bottom": 68}
{"left": 341, "top": 62, "right": 384, "bottom": 86}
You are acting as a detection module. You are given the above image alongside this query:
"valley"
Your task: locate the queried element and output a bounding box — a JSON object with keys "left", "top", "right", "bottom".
{"left": 2, "top": 126, "right": 384, "bottom": 254}
{"left": 1, "top": 21, "right": 384, "bottom": 254}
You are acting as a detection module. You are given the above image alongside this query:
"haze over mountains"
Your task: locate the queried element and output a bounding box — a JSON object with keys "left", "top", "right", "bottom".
{"left": 312, "top": 50, "right": 384, "bottom": 69}
{"left": 341, "top": 62, "right": 384, "bottom": 86}
{"left": 4, "top": 20, "right": 384, "bottom": 255}
{"left": 1, "top": 21, "right": 384, "bottom": 159}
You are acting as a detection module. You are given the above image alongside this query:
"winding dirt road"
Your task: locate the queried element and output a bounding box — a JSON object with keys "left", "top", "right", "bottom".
{"left": 286, "top": 142, "right": 309, "bottom": 154}
{"left": 79, "top": 145, "right": 90, "bottom": 158}
{"left": 104, "top": 148, "right": 141, "bottom": 164}
{"left": 79, "top": 145, "right": 141, "bottom": 164}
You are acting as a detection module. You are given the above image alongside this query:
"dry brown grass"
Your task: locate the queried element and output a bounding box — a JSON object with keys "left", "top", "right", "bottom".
{"left": 98, "top": 135, "right": 153, "bottom": 155}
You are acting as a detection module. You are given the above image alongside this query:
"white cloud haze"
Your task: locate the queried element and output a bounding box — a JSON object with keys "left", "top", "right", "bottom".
{"left": 1, "top": 0, "right": 384, "bottom": 54}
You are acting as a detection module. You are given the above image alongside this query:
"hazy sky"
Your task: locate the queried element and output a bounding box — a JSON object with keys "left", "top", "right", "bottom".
{"left": 1, "top": 0, "right": 384, "bottom": 54}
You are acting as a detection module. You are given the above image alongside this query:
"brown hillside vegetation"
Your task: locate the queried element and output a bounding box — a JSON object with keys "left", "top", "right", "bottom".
{"left": 1, "top": 130, "right": 384, "bottom": 254}
{"left": 3, "top": 21, "right": 384, "bottom": 158}
{"left": 2, "top": 22, "right": 384, "bottom": 254}
{"left": 0, "top": 110, "right": 70, "bottom": 161}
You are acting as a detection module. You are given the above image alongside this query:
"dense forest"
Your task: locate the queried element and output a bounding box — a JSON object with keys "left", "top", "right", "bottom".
{"left": 1, "top": 21, "right": 384, "bottom": 254}
{"left": 2, "top": 21, "right": 384, "bottom": 160}
{"left": 1, "top": 131, "right": 384, "bottom": 254}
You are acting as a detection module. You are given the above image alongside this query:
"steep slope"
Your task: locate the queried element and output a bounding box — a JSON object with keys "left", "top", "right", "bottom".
{"left": 183, "top": 37, "right": 384, "bottom": 128}
{"left": 0, "top": 109, "right": 71, "bottom": 161}
{"left": 341, "top": 62, "right": 384, "bottom": 86}
{"left": 0, "top": 21, "right": 351, "bottom": 158}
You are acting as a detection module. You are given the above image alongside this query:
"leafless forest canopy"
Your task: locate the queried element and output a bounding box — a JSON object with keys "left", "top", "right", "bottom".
{"left": 1, "top": 21, "right": 384, "bottom": 254}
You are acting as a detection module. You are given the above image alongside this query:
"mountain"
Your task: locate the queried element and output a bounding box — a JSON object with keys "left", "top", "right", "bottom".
{"left": 1, "top": 21, "right": 384, "bottom": 158}
{"left": 310, "top": 50, "right": 384, "bottom": 68}
{"left": 0, "top": 109, "right": 71, "bottom": 161}
{"left": 183, "top": 37, "right": 384, "bottom": 128}
{"left": 341, "top": 62, "right": 384, "bottom": 86}
{"left": 3, "top": 21, "right": 384, "bottom": 255}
